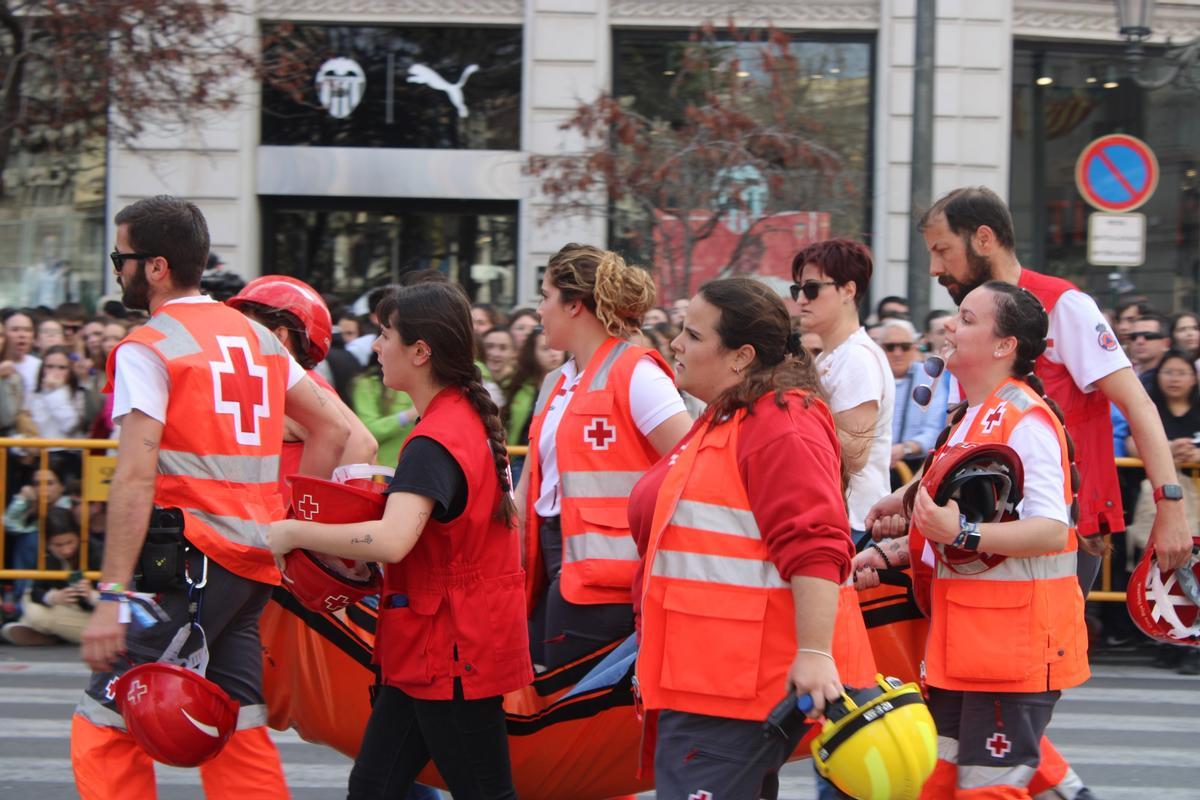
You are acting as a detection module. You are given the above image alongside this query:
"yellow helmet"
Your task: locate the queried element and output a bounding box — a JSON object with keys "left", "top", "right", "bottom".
{"left": 810, "top": 675, "right": 938, "bottom": 800}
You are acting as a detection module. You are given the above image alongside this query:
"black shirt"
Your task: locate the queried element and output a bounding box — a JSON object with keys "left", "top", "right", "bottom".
{"left": 1156, "top": 401, "right": 1200, "bottom": 442}
{"left": 386, "top": 436, "right": 468, "bottom": 522}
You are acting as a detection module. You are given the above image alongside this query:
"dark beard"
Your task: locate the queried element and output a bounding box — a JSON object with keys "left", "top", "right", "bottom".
{"left": 939, "top": 238, "right": 993, "bottom": 305}
{"left": 119, "top": 262, "right": 150, "bottom": 311}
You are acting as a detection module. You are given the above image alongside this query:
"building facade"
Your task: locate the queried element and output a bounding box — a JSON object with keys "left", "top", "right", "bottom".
{"left": 90, "top": 0, "right": 1200, "bottom": 314}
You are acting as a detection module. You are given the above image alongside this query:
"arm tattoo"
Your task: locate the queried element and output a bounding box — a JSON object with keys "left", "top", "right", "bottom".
{"left": 142, "top": 437, "right": 158, "bottom": 451}
{"left": 351, "top": 533, "right": 374, "bottom": 545}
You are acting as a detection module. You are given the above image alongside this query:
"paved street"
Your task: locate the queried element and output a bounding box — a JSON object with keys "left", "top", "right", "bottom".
{"left": 1, "top": 645, "right": 1197, "bottom": 799}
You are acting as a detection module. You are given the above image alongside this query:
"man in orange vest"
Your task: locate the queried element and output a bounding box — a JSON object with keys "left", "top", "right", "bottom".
{"left": 71, "top": 196, "right": 349, "bottom": 798}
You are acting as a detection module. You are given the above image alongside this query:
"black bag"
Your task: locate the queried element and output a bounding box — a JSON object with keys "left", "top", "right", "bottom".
{"left": 134, "top": 507, "right": 187, "bottom": 592}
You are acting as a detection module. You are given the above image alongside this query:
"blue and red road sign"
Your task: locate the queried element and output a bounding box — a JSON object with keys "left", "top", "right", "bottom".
{"left": 1075, "top": 134, "right": 1159, "bottom": 213}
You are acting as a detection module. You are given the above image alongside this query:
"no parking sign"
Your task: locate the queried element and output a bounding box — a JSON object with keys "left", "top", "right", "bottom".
{"left": 1075, "top": 134, "right": 1159, "bottom": 212}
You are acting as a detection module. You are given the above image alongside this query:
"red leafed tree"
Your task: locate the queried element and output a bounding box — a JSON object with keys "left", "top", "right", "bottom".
{"left": 527, "top": 23, "right": 867, "bottom": 299}
{"left": 0, "top": 1, "right": 315, "bottom": 194}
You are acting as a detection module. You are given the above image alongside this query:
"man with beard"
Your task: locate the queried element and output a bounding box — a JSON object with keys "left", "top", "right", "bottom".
{"left": 864, "top": 186, "right": 1190, "bottom": 800}
{"left": 913, "top": 186, "right": 1190, "bottom": 577}
{"left": 71, "top": 195, "right": 349, "bottom": 798}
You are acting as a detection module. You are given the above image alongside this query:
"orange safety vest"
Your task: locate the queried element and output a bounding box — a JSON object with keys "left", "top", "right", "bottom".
{"left": 921, "top": 378, "right": 1090, "bottom": 693}
{"left": 637, "top": 405, "right": 875, "bottom": 721}
{"left": 524, "top": 337, "right": 671, "bottom": 608}
{"left": 106, "top": 301, "right": 290, "bottom": 585}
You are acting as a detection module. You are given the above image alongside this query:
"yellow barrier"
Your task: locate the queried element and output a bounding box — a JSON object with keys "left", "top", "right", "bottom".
{"left": 0, "top": 442, "right": 1165, "bottom": 606}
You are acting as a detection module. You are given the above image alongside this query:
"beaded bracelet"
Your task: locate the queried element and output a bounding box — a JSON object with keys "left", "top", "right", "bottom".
{"left": 869, "top": 542, "right": 893, "bottom": 570}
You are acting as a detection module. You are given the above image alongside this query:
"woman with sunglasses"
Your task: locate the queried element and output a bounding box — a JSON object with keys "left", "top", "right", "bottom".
{"left": 791, "top": 238, "right": 893, "bottom": 544}
{"left": 854, "top": 281, "right": 1088, "bottom": 799}
{"left": 630, "top": 277, "right": 873, "bottom": 799}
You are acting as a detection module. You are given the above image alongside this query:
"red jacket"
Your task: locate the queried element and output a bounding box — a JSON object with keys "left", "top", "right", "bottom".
{"left": 376, "top": 387, "right": 533, "bottom": 700}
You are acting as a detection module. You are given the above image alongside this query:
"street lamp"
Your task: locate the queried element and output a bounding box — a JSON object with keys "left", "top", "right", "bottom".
{"left": 1115, "top": 0, "right": 1200, "bottom": 90}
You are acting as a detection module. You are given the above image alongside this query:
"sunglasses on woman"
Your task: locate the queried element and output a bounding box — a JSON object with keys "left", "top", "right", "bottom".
{"left": 912, "top": 356, "right": 945, "bottom": 407}
{"left": 789, "top": 280, "right": 837, "bottom": 302}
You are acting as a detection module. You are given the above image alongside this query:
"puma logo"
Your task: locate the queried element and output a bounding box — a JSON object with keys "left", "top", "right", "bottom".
{"left": 407, "top": 63, "right": 479, "bottom": 118}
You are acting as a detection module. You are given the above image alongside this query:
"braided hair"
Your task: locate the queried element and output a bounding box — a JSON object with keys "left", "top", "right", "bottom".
{"left": 376, "top": 283, "right": 517, "bottom": 523}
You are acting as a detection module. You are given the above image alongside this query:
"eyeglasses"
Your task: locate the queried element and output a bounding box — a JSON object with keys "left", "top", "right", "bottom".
{"left": 110, "top": 250, "right": 155, "bottom": 270}
{"left": 912, "top": 356, "right": 946, "bottom": 407}
{"left": 883, "top": 342, "right": 914, "bottom": 353}
{"left": 789, "top": 280, "right": 837, "bottom": 302}
{"left": 1128, "top": 332, "right": 1166, "bottom": 342}
{"left": 62, "top": 323, "right": 82, "bottom": 333}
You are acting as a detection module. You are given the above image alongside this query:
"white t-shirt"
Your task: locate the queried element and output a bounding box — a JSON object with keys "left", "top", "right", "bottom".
{"left": 534, "top": 356, "right": 687, "bottom": 517}
{"left": 14, "top": 354, "right": 40, "bottom": 405}
{"left": 817, "top": 327, "right": 894, "bottom": 531}
{"left": 947, "top": 405, "right": 1069, "bottom": 524}
{"left": 112, "top": 296, "right": 305, "bottom": 424}
{"left": 948, "top": 288, "right": 1131, "bottom": 406}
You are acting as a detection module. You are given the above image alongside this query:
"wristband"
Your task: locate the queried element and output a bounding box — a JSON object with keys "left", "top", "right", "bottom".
{"left": 796, "top": 647, "right": 835, "bottom": 662}
{"left": 97, "top": 581, "right": 126, "bottom": 593}
{"left": 869, "top": 542, "right": 893, "bottom": 570}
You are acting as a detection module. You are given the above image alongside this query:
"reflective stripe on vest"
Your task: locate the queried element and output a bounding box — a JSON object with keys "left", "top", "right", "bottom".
{"left": 671, "top": 498, "right": 761, "bottom": 539}
{"left": 561, "top": 470, "right": 644, "bottom": 498}
{"left": 650, "top": 548, "right": 789, "bottom": 589}
{"left": 182, "top": 507, "right": 270, "bottom": 549}
{"left": 532, "top": 366, "right": 565, "bottom": 416}
{"left": 588, "top": 340, "right": 631, "bottom": 390}
{"left": 145, "top": 312, "right": 203, "bottom": 360}
{"left": 935, "top": 550, "right": 1077, "bottom": 582}
{"left": 563, "top": 532, "right": 640, "bottom": 564}
{"left": 158, "top": 450, "right": 280, "bottom": 485}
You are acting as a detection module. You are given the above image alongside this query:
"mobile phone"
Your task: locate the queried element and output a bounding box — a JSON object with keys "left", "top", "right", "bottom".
{"left": 67, "top": 570, "right": 84, "bottom": 584}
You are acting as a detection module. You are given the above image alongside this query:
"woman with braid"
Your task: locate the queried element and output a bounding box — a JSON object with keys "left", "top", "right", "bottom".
{"left": 268, "top": 282, "right": 531, "bottom": 800}
{"left": 854, "top": 281, "right": 1088, "bottom": 800}
{"left": 516, "top": 243, "right": 693, "bottom": 671}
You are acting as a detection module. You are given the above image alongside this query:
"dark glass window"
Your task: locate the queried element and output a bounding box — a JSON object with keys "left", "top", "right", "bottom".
{"left": 1011, "top": 42, "right": 1199, "bottom": 311}
{"left": 608, "top": 30, "right": 873, "bottom": 298}
{"left": 261, "top": 24, "right": 521, "bottom": 150}
{"left": 261, "top": 197, "right": 518, "bottom": 308}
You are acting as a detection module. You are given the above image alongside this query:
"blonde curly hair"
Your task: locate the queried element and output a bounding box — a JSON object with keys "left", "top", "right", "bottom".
{"left": 546, "top": 243, "right": 656, "bottom": 338}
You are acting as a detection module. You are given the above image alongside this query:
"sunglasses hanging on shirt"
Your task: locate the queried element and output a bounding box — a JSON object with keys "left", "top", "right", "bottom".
{"left": 912, "top": 356, "right": 945, "bottom": 408}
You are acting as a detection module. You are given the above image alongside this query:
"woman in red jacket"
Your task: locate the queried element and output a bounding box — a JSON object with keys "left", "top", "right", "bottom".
{"left": 630, "top": 277, "right": 872, "bottom": 798}
{"left": 268, "top": 282, "right": 531, "bottom": 800}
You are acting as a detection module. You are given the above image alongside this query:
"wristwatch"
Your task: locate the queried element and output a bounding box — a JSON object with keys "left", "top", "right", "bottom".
{"left": 953, "top": 514, "right": 982, "bottom": 551}
{"left": 1153, "top": 484, "right": 1184, "bottom": 503}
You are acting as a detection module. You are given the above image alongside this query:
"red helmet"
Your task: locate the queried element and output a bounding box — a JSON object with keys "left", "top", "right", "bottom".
{"left": 114, "top": 662, "right": 237, "bottom": 767}
{"left": 1127, "top": 541, "right": 1200, "bottom": 646}
{"left": 227, "top": 275, "right": 333, "bottom": 364}
{"left": 282, "top": 473, "right": 388, "bottom": 614}
{"left": 904, "top": 442, "right": 1024, "bottom": 575}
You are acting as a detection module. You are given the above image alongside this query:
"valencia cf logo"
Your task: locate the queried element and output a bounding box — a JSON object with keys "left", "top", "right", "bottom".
{"left": 584, "top": 418, "right": 617, "bottom": 451}
{"left": 1097, "top": 323, "right": 1119, "bottom": 352}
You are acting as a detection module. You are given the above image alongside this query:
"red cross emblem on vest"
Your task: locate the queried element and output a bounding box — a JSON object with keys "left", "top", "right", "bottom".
{"left": 296, "top": 494, "right": 320, "bottom": 520}
{"left": 981, "top": 401, "right": 1007, "bottom": 435}
{"left": 210, "top": 336, "right": 269, "bottom": 446}
{"left": 127, "top": 679, "right": 148, "bottom": 705}
{"left": 986, "top": 731, "right": 1012, "bottom": 758}
{"left": 584, "top": 417, "right": 617, "bottom": 451}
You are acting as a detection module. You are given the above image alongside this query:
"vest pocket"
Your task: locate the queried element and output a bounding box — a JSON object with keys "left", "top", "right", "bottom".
{"left": 483, "top": 571, "right": 531, "bottom": 666}
{"left": 942, "top": 581, "right": 1034, "bottom": 682}
{"left": 659, "top": 583, "right": 768, "bottom": 700}
{"left": 380, "top": 591, "right": 442, "bottom": 686}
{"left": 571, "top": 505, "right": 638, "bottom": 589}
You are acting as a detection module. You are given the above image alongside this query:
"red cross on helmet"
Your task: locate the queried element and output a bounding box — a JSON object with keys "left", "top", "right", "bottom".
{"left": 114, "top": 662, "right": 238, "bottom": 767}
{"left": 281, "top": 474, "right": 386, "bottom": 614}
{"left": 1127, "top": 540, "right": 1200, "bottom": 647}
{"left": 227, "top": 275, "right": 333, "bottom": 364}
{"left": 904, "top": 442, "right": 1025, "bottom": 573}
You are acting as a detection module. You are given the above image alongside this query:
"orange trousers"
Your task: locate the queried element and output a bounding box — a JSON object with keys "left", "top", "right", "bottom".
{"left": 919, "top": 737, "right": 1078, "bottom": 799}
{"left": 71, "top": 713, "right": 291, "bottom": 799}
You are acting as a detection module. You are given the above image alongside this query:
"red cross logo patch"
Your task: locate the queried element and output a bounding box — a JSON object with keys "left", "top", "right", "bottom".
{"left": 324, "top": 594, "right": 352, "bottom": 612}
{"left": 103, "top": 677, "right": 118, "bottom": 701}
{"left": 296, "top": 494, "right": 320, "bottom": 520}
{"left": 210, "top": 336, "right": 269, "bottom": 446}
{"left": 981, "top": 401, "right": 1007, "bottom": 435}
{"left": 986, "top": 731, "right": 1012, "bottom": 758}
{"left": 584, "top": 417, "right": 617, "bottom": 451}
{"left": 688, "top": 792, "right": 713, "bottom": 800}
{"left": 127, "top": 678, "right": 149, "bottom": 705}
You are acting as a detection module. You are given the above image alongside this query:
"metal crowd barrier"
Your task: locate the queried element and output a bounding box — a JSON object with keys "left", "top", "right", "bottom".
{"left": 0, "top": 440, "right": 1156, "bottom": 605}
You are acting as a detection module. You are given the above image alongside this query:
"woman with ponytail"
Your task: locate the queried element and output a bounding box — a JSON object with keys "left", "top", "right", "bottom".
{"left": 517, "top": 243, "right": 692, "bottom": 671}
{"left": 854, "top": 281, "right": 1089, "bottom": 800}
{"left": 629, "top": 277, "right": 875, "bottom": 797}
{"left": 268, "top": 282, "right": 530, "bottom": 800}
